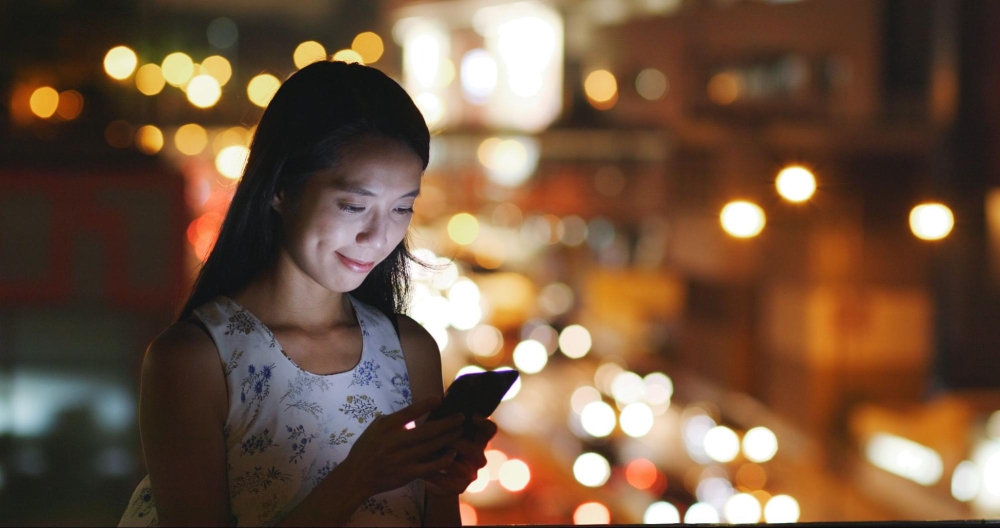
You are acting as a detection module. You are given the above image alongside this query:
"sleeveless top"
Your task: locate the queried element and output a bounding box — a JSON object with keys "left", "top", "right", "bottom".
{"left": 118, "top": 295, "right": 424, "bottom": 527}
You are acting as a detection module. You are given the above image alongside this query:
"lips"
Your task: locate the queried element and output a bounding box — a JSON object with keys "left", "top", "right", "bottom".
{"left": 336, "top": 252, "right": 375, "bottom": 273}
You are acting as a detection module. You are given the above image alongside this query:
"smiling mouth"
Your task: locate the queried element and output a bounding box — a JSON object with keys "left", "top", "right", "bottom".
{"left": 336, "top": 252, "right": 375, "bottom": 272}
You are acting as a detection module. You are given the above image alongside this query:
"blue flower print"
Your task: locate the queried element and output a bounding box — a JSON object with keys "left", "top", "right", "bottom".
{"left": 262, "top": 365, "right": 272, "bottom": 380}
{"left": 390, "top": 373, "right": 412, "bottom": 407}
{"left": 240, "top": 362, "right": 275, "bottom": 422}
{"left": 240, "top": 429, "right": 278, "bottom": 456}
{"left": 349, "top": 359, "right": 381, "bottom": 389}
{"left": 286, "top": 425, "right": 316, "bottom": 464}
{"left": 225, "top": 311, "right": 257, "bottom": 336}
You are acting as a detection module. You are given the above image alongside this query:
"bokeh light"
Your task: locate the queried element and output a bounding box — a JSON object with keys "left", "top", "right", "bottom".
{"left": 135, "top": 125, "right": 164, "bottom": 155}
{"left": 643, "top": 501, "right": 679, "bottom": 524}
{"left": 294, "top": 41, "right": 327, "bottom": 69}
{"left": 216, "top": 145, "right": 249, "bottom": 180}
{"left": 135, "top": 64, "right": 166, "bottom": 95}
{"left": 724, "top": 493, "right": 762, "bottom": 523}
{"left": 708, "top": 71, "right": 743, "bottom": 105}
{"left": 174, "top": 124, "right": 208, "bottom": 156}
{"left": 764, "top": 494, "right": 800, "bottom": 523}
{"left": 332, "top": 49, "right": 365, "bottom": 64}
{"left": 625, "top": 458, "right": 658, "bottom": 490}
{"left": 56, "top": 90, "right": 83, "bottom": 120}
{"left": 467, "top": 325, "right": 503, "bottom": 358}
{"left": 684, "top": 502, "right": 721, "bottom": 523}
{"left": 573, "top": 452, "right": 611, "bottom": 487}
{"left": 247, "top": 74, "right": 281, "bottom": 108}
{"left": 207, "top": 17, "right": 238, "bottom": 49}
{"left": 498, "top": 459, "right": 530, "bottom": 491}
{"left": 461, "top": 49, "right": 498, "bottom": 102}
{"left": 951, "top": 460, "right": 979, "bottom": 502}
{"left": 186, "top": 74, "right": 222, "bottom": 108}
{"left": 619, "top": 402, "right": 654, "bottom": 438}
{"left": 29, "top": 87, "right": 59, "bottom": 119}
{"left": 610, "top": 371, "right": 644, "bottom": 405}
{"left": 104, "top": 46, "right": 138, "bottom": 80}
{"left": 448, "top": 213, "right": 480, "bottom": 245}
{"left": 201, "top": 55, "right": 232, "bottom": 86}
{"left": 776, "top": 166, "right": 817, "bottom": 203}
{"left": 720, "top": 200, "right": 766, "bottom": 238}
{"left": 573, "top": 502, "right": 610, "bottom": 525}
{"left": 414, "top": 92, "right": 445, "bottom": 128}
{"left": 910, "top": 203, "right": 954, "bottom": 241}
{"left": 704, "top": 425, "right": 740, "bottom": 463}
{"left": 352, "top": 32, "right": 384, "bottom": 64}
{"left": 484, "top": 449, "right": 508, "bottom": 481}
{"left": 559, "top": 325, "right": 592, "bottom": 359}
{"left": 580, "top": 400, "right": 616, "bottom": 437}
{"left": 458, "top": 502, "right": 477, "bottom": 525}
{"left": 465, "top": 467, "right": 490, "bottom": 493}
{"left": 512, "top": 340, "right": 548, "bottom": 374}
{"left": 584, "top": 69, "right": 617, "bottom": 109}
{"left": 162, "top": 52, "right": 195, "bottom": 87}
{"left": 742, "top": 426, "right": 778, "bottom": 463}
{"left": 643, "top": 372, "right": 673, "bottom": 406}
{"left": 635, "top": 68, "right": 668, "bottom": 101}
{"left": 570, "top": 386, "right": 602, "bottom": 415}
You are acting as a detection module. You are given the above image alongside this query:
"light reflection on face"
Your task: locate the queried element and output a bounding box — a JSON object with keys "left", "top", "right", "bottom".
{"left": 274, "top": 136, "right": 423, "bottom": 293}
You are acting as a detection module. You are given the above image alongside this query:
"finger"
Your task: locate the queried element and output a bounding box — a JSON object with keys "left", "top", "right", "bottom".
{"left": 405, "top": 414, "right": 464, "bottom": 443}
{"left": 403, "top": 447, "right": 458, "bottom": 481}
{"left": 423, "top": 470, "right": 475, "bottom": 495}
{"left": 386, "top": 396, "right": 443, "bottom": 426}
{"left": 398, "top": 427, "right": 464, "bottom": 462}
{"left": 471, "top": 417, "right": 498, "bottom": 442}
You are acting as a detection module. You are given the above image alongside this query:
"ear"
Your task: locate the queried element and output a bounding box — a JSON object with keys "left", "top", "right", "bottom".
{"left": 271, "top": 190, "right": 284, "bottom": 215}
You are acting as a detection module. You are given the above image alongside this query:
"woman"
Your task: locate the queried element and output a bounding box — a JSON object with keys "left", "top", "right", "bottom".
{"left": 119, "top": 60, "right": 495, "bottom": 526}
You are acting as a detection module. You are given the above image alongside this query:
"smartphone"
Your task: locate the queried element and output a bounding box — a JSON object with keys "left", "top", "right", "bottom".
{"left": 426, "top": 369, "right": 520, "bottom": 423}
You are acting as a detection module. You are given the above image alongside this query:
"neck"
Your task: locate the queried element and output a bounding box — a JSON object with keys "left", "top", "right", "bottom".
{"left": 233, "top": 255, "right": 356, "bottom": 333}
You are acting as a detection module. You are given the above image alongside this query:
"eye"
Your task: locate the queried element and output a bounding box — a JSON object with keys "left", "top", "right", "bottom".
{"left": 338, "top": 204, "right": 365, "bottom": 214}
{"left": 395, "top": 206, "right": 414, "bottom": 215}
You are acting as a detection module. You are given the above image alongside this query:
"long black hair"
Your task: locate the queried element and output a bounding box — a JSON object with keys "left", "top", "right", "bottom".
{"left": 178, "top": 61, "right": 430, "bottom": 322}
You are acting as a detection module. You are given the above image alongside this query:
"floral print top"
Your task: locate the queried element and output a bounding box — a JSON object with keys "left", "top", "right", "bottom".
{"left": 118, "top": 295, "right": 422, "bottom": 527}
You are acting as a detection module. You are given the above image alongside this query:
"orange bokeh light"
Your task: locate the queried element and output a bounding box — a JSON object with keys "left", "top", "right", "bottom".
{"left": 458, "top": 502, "right": 478, "bottom": 525}
{"left": 187, "top": 211, "right": 223, "bottom": 261}
{"left": 625, "top": 458, "right": 659, "bottom": 490}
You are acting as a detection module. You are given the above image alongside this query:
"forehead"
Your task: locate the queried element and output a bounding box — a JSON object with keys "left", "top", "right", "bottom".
{"left": 316, "top": 137, "right": 423, "bottom": 191}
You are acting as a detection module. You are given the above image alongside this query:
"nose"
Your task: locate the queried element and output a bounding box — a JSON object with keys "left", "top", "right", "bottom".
{"left": 356, "top": 211, "right": 388, "bottom": 250}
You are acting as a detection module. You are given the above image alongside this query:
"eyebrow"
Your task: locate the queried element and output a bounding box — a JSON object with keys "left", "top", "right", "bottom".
{"left": 333, "top": 184, "right": 420, "bottom": 199}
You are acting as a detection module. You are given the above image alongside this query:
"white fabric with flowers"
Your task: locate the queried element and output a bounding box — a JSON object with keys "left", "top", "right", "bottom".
{"left": 119, "top": 295, "right": 423, "bottom": 527}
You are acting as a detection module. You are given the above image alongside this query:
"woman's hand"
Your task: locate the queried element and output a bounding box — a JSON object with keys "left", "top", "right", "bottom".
{"left": 339, "top": 398, "right": 466, "bottom": 497}
{"left": 425, "top": 415, "right": 498, "bottom": 495}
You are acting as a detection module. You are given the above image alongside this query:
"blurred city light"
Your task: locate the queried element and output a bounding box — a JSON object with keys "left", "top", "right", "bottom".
{"left": 498, "top": 459, "right": 531, "bottom": 491}
{"left": 610, "top": 371, "right": 644, "bottom": 405}
{"left": 332, "top": 49, "right": 365, "bottom": 64}
{"left": 135, "top": 64, "right": 166, "bottom": 95}
{"left": 625, "top": 458, "right": 658, "bottom": 490}
{"left": 104, "top": 46, "right": 137, "bottom": 80}
{"left": 201, "top": 55, "right": 232, "bottom": 86}
{"left": 467, "top": 325, "right": 503, "bottom": 358}
{"left": 573, "top": 502, "right": 610, "bottom": 525}
{"left": 704, "top": 425, "right": 740, "bottom": 463}
{"left": 207, "top": 17, "right": 238, "bottom": 48}
{"left": 29, "top": 87, "right": 59, "bottom": 118}
{"left": 448, "top": 213, "right": 480, "bottom": 245}
{"left": 643, "top": 372, "right": 673, "bottom": 406}
{"left": 865, "top": 433, "right": 943, "bottom": 485}
{"left": 573, "top": 452, "right": 611, "bottom": 487}
{"left": 580, "top": 400, "right": 616, "bottom": 437}
{"left": 56, "top": 90, "right": 84, "bottom": 120}
{"left": 570, "top": 386, "right": 602, "bottom": 415}
{"left": 174, "top": 124, "right": 208, "bottom": 156}
{"left": 161, "top": 52, "right": 195, "bottom": 86}
{"left": 247, "top": 74, "right": 281, "bottom": 108}
{"left": 216, "top": 145, "right": 249, "bottom": 180}
{"left": 414, "top": 92, "right": 445, "bottom": 128}
{"left": 636, "top": 68, "right": 669, "bottom": 101}
{"left": 135, "top": 125, "right": 164, "bottom": 155}
{"left": 461, "top": 49, "right": 498, "bottom": 102}
{"left": 775, "top": 166, "right": 817, "bottom": 203}
{"left": 720, "top": 200, "right": 766, "bottom": 238}
{"left": 352, "top": 32, "right": 384, "bottom": 64}
{"left": 584, "top": 69, "right": 618, "bottom": 109}
{"left": 684, "top": 502, "right": 720, "bottom": 523}
{"left": 619, "top": 402, "right": 654, "bottom": 437}
{"left": 708, "top": 71, "right": 743, "bottom": 105}
{"left": 477, "top": 136, "right": 539, "bottom": 187}
{"left": 910, "top": 203, "right": 955, "bottom": 241}
{"left": 724, "top": 493, "right": 762, "bottom": 523}
{"left": 559, "top": 325, "right": 592, "bottom": 359}
{"left": 186, "top": 74, "right": 222, "bottom": 108}
{"left": 512, "top": 339, "right": 548, "bottom": 374}
{"left": 466, "top": 467, "right": 490, "bottom": 493}
{"left": 458, "top": 502, "right": 477, "bottom": 525}
{"left": 294, "top": 41, "right": 327, "bottom": 69}
{"left": 764, "top": 494, "right": 801, "bottom": 523}
{"left": 643, "top": 501, "right": 680, "bottom": 524}
{"left": 742, "top": 426, "right": 778, "bottom": 463}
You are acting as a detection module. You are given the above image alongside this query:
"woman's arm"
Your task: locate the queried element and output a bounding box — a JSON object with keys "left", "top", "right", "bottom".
{"left": 397, "top": 314, "right": 461, "bottom": 526}
{"left": 139, "top": 322, "right": 232, "bottom": 526}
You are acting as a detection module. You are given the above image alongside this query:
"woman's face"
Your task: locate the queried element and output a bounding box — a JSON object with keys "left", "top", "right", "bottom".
{"left": 274, "top": 136, "right": 423, "bottom": 294}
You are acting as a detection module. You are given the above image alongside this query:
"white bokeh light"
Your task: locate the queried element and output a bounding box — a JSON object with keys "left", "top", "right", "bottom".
{"left": 724, "top": 493, "right": 762, "bottom": 524}
{"left": 610, "top": 371, "right": 644, "bottom": 405}
{"left": 684, "top": 502, "right": 720, "bottom": 523}
{"left": 619, "top": 402, "right": 654, "bottom": 438}
{"left": 742, "top": 426, "right": 778, "bottom": 463}
{"left": 704, "top": 426, "right": 740, "bottom": 463}
{"left": 580, "top": 400, "right": 616, "bottom": 437}
{"left": 512, "top": 339, "right": 548, "bottom": 374}
{"left": 643, "top": 501, "right": 679, "bottom": 524}
{"left": 573, "top": 452, "right": 611, "bottom": 488}
{"left": 763, "top": 494, "right": 800, "bottom": 523}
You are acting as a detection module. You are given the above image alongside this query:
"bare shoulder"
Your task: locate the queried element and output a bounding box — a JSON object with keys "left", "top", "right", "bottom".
{"left": 395, "top": 314, "right": 444, "bottom": 399}
{"left": 141, "top": 320, "right": 227, "bottom": 424}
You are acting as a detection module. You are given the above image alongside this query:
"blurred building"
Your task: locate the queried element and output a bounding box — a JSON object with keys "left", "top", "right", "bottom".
{"left": 2, "top": 0, "right": 1000, "bottom": 524}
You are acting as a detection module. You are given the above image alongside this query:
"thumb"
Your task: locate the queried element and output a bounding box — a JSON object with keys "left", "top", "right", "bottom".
{"left": 388, "top": 396, "right": 442, "bottom": 426}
